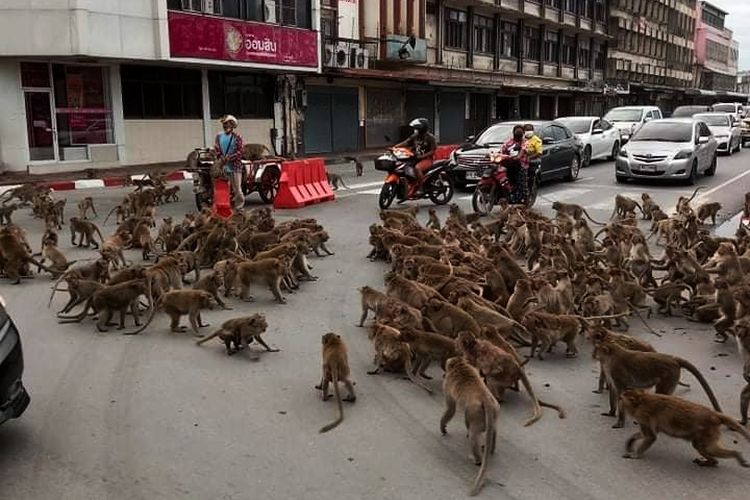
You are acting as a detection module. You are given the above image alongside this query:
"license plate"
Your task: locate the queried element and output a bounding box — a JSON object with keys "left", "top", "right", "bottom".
{"left": 638, "top": 163, "right": 656, "bottom": 172}
{"left": 465, "top": 171, "right": 480, "bottom": 180}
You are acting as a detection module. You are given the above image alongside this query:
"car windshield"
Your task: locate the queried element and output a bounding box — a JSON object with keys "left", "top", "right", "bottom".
{"left": 604, "top": 108, "right": 643, "bottom": 122}
{"left": 556, "top": 118, "right": 591, "bottom": 134}
{"left": 474, "top": 124, "right": 515, "bottom": 146}
{"left": 631, "top": 122, "right": 693, "bottom": 142}
{"left": 695, "top": 114, "right": 729, "bottom": 127}
{"left": 712, "top": 104, "right": 736, "bottom": 113}
{"left": 672, "top": 107, "right": 706, "bottom": 117}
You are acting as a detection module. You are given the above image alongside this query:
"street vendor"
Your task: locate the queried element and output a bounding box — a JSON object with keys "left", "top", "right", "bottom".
{"left": 214, "top": 115, "right": 245, "bottom": 211}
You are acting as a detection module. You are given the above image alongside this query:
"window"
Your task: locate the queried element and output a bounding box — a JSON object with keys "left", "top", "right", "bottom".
{"left": 577, "top": 0, "right": 589, "bottom": 18}
{"left": 706, "top": 40, "right": 729, "bottom": 63}
{"left": 562, "top": 36, "right": 576, "bottom": 65}
{"left": 594, "top": 0, "right": 606, "bottom": 22}
{"left": 593, "top": 42, "right": 605, "bottom": 70}
{"left": 473, "top": 15, "right": 494, "bottom": 53}
{"left": 122, "top": 65, "right": 202, "bottom": 119}
{"left": 499, "top": 22, "right": 519, "bottom": 58}
{"left": 544, "top": 31, "right": 559, "bottom": 62}
{"left": 546, "top": 0, "right": 562, "bottom": 8}
{"left": 524, "top": 26, "right": 541, "bottom": 60}
{"left": 702, "top": 8, "right": 725, "bottom": 30}
{"left": 208, "top": 71, "right": 274, "bottom": 119}
{"left": 445, "top": 9, "right": 468, "bottom": 50}
{"left": 564, "top": 0, "right": 576, "bottom": 13}
{"left": 578, "top": 39, "right": 590, "bottom": 68}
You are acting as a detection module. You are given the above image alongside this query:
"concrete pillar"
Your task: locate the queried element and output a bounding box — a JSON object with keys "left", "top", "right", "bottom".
{"left": 109, "top": 63, "right": 127, "bottom": 163}
{"left": 553, "top": 95, "right": 559, "bottom": 119}
{"left": 201, "top": 68, "right": 211, "bottom": 148}
{"left": 534, "top": 95, "right": 540, "bottom": 119}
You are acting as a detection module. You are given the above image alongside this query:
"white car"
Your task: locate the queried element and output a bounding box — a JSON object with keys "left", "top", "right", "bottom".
{"left": 694, "top": 112, "right": 742, "bottom": 155}
{"left": 712, "top": 102, "right": 745, "bottom": 121}
{"left": 555, "top": 116, "right": 621, "bottom": 167}
{"left": 603, "top": 106, "right": 663, "bottom": 144}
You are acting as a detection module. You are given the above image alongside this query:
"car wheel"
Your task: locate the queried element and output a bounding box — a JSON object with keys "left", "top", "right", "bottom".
{"left": 564, "top": 154, "right": 580, "bottom": 181}
{"left": 615, "top": 175, "right": 628, "bottom": 184}
{"left": 608, "top": 141, "right": 620, "bottom": 160}
{"left": 685, "top": 161, "right": 698, "bottom": 185}
{"left": 582, "top": 146, "right": 592, "bottom": 168}
{"left": 705, "top": 155, "right": 717, "bottom": 176}
{"left": 728, "top": 143, "right": 733, "bottom": 156}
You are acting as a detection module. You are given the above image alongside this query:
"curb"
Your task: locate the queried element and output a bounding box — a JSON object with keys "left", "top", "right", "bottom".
{"left": 0, "top": 171, "right": 194, "bottom": 194}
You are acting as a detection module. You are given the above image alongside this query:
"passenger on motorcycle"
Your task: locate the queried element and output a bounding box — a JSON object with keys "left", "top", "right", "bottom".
{"left": 501, "top": 125, "right": 530, "bottom": 204}
{"left": 394, "top": 118, "right": 437, "bottom": 197}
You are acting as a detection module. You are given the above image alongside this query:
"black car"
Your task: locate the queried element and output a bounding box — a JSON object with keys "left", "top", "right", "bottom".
{"left": 449, "top": 120, "right": 583, "bottom": 189}
{"left": 0, "top": 302, "right": 30, "bottom": 425}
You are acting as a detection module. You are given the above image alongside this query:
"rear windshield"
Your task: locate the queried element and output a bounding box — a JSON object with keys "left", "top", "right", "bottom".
{"left": 604, "top": 108, "right": 643, "bottom": 122}
{"left": 671, "top": 107, "right": 707, "bottom": 117}
{"left": 695, "top": 114, "right": 730, "bottom": 127}
{"left": 474, "top": 124, "right": 515, "bottom": 146}
{"left": 631, "top": 122, "right": 692, "bottom": 142}
{"left": 712, "top": 104, "right": 737, "bottom": 113}
{"left": 555, "top": 118, "right": 591, "bottom": 134}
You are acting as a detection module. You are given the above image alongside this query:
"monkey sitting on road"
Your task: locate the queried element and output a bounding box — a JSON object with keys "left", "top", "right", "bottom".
{"left": 367, "top": 323, "right": 432, "bottom": 394}
{"left": 196, "top": 314, "right": 275, "bottom": 360}
{"left": 619, "top": 390, "right": 750, "bottom": 467}
{"left": 316, "top": 333, "right": 356, "bottom": 433}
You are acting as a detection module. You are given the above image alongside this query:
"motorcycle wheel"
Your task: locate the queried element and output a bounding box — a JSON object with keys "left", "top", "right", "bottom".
{"left": 526, "top": 174, "right": 540, "bottom": 208}
{"left": 379, "top": 183, "right": 397, "bottom": 209}
{"left": 427, "top": 172, "right": 454, "bottom": 205}
{"left": 472, "top": 184, "right": 495, "bottom": 216}
{"left": 195, "top": 191, "right": 211, "bottom": 211}
{"left": 258, "top": 165, "right": 281, "bottom": 203}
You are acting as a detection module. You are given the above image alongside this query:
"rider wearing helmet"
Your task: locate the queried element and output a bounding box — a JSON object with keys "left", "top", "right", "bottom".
{"left": 395, "top": 118, "right": 437, "bottom": 196}
{"left": 214, "top": 114, "right": 245, "bottom": 211}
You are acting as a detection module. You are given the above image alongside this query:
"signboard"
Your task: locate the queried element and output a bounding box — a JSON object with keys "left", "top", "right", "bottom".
{"left": 384, "top": 35, "right": 427, "bottom": 64}
{"left": 168, "top": 11, "right": 318, "bottom": 68}
{"left": 338, "top": 0, "right": 359, "bottom": 40}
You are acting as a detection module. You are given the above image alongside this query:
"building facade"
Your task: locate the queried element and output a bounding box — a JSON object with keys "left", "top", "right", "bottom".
{"left": 304, "top": 0, "right": 611, "bottom": 154}
{"left": 694, "top": 1, "right": 739, "bottom": 95}
{"left": 737, "top": 70, "right": 750, "bottom": 97}
{"left": 0, "top": 0, "right": 320, "bottom": 174}
{"left": 606, "top": 0, "right": 697, "bottom": 112}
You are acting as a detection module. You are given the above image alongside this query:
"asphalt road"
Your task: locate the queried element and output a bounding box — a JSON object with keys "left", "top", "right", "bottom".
{"left": 1, "top": 151, "right": 750, "bottom": 499}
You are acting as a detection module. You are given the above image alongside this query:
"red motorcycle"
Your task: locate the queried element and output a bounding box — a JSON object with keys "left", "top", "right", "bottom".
{"left": 471, "top": 150, "right": 540, "bottom": 215}
{"left": 374, "top": 147, "right": 454, "bottom": 209}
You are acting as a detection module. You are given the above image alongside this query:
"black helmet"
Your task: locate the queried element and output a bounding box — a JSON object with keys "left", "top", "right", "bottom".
{"left": 409, "top": 118, "right": 430, "bottom": 133}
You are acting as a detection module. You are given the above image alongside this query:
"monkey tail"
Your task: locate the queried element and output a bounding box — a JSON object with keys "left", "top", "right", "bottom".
{"left": 196, "top": 328, "right": 222, "bottom": 345}
{"left": 686, "top": 186, "right": 703, "bottom": 204}
{"left": 57, "top": 297, "right": 93, "bottom": 322}
{"left": 678, "top": 358, "right": 722, "bottom": 413}
{"left": 719, "top": 414, "right": 750, "bottom": 441}
{"left": 48, "top": 272, "right": 70, "bottom": 307}
{"left": 403, "top": 356, "right": 433, "bottom": 395}
{"left": 583, "top": 209, "right": 606, "bottom": 226}
{"left": 124, "top": 286, "right": 159, "bottom": 336}
{"left": 103, "top": 205, "right": 117, "bottom": 225}
{"left": 27, "top": 255, "right": 58, "bottom": 275}
{"left": 517, "top": 367, "right": 543, "bottom": 427}
{"left": 634, "top": 201, "right": 644, "bottom": 215}
{"left": 470, "top": 397, "right": 497, "bottom": 496}
{"left": 627, "top": 302, "right": 661, "bottom": 337}
{"left": 538, "top": 399, "right": 566, "bottom": 418}
{"left": 319, "top": 371, "right": 344, "bottom": 433}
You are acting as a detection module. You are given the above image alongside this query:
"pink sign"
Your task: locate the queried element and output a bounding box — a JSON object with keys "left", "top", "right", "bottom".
{"left": 168, "top": 11, "right": 318, "bottom": 68}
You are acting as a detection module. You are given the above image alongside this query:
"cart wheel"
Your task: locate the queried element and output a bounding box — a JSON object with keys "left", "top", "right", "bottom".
{"left": 258, "top": 165, "right": 281, "bottom": 203}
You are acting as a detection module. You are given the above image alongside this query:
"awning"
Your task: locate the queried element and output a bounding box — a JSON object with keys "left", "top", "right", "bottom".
{"left": 685, "top": 88, "right": 717, "bottom": 97}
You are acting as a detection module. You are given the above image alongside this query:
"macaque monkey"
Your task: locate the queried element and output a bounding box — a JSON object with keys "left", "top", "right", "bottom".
{"left": 367, "top": 324, "right": 433, "bottom": 394}
{"left": 38, "top": 241, "right": 75, "bottom": 276}
{"left": 192, "top": 272, "right": 230, "bottom": 309}
{"left": 551, "top": 201, "right": 604, "bottom": 225}
{"left": 426, "top": 208, "right": 441, "bottom": 230}
{"left": 640, "top": 193, "right": 659, "bottom": 220}
{"left": 611, "top": 194, "right": 643, "bottom": 220}
{"left": 235, "top": 258, "right": 287, "bottom": 304}
{"left": 734, "top": 319, "right": 750, "bottom": 425}
{"left": 58, "top": 279, "right": 152, "bottom": 332}
{"left": 154, "top": 216, "right": 174, "bottom": 251}
{"left": 77, "top": 196, "right": 97, "bottom": 219}
{"left": 316, "top": 333, "right": 356, "bottom": 433}
{"left": 675, "top": 186, "right": 703, "bottom": 216}
{"left": 593, "top": 339, "right": 723, "bottom": 428}
{"left": 69, "top": 217, "right": 104, "bottom": 249}
{"left": 51, "top": 277, "right": 105, "bottom": 315}
{"left": 196, "top": 314, "right": 274, "bottom": 359}
{"left": 242, "top": 143, "right": 271, "bottom": 160}
{"left": 344, "top": 155, "right": 364, "bottom": 176}
{"left": 397, "top": 326, "right": 457, "bottom": 378}
{"left": 0, "top": 225, "right": 55, "bottom": 283}
{"left": 619, "top": 390, "right": 750, "bottom": 467}
{"left": 129, "top": 289, "right": 214, "bottom": 336}
{"left": 695, "top": 201, "right": 721, "bottom": 225}
{"left": 0, "top": 203, "right": 19, "bottom": 224}
{"left": 326, "top": 172, "right": 349, "bottom": 190}
{"left": 161, "top": 185, "right": 180, "bottom": 203}
{"left": 440, "top": 356, "right": 499, "bottom": 496}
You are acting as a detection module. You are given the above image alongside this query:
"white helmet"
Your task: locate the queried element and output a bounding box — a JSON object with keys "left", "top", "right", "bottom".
{"left": 220, "top": 115, "right": 238, "bottom": 127}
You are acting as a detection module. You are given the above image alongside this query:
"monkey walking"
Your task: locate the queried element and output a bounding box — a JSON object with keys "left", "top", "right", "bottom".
{"left": 316, "top": 333, "right": 356, "bottom": 433}
{"left": 619, "top": 390, "right": 750, "bottom": 467}
{"left": 196, "top": 314, "right": 275, "bottom": 360}
{"left": 344, "top": 156, "right": 364, "bottom": 176}
{"left": 326, "top": 172, "right": 349, "bottom": 190}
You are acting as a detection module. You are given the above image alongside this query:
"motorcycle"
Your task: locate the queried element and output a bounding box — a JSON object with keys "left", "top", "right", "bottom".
{"left": 471, "top": 149, "right": 540, "bottom": 216}
{"left": 374, "top": 147, "right": 454, "bottom": 210}
{"left": 187, "top": 148, "right": 282, "bottom": 210}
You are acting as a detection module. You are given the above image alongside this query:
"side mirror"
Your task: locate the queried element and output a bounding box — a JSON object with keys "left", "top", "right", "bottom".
{"left": 697, "top": 136, "right": 710, "bottom": 145}
{"left": 592, "top": 128, "right": 604, "bottom": 135}
{"left": 466, "top": 135, "right": 475, "bottom": 142}
{"left": 643, "top": 117, "right": 652, "bottom": 123}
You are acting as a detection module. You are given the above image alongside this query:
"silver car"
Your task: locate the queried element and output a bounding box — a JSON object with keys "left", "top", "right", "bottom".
{"left": 615, "top": 118, "right": 718, "bottom": 185}
{"left": 693, "top": 113, "right": 742, "bottom": 155}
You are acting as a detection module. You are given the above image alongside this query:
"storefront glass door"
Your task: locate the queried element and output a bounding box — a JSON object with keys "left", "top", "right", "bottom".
{"left": 24, "top": 90, "right": 57, "bottom": 161}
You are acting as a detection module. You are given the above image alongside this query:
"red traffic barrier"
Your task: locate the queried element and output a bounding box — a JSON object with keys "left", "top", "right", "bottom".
{"left": 212, "top": 178, "right": 233, "bottom": 218}
{"left": 434, "top": 144, "right": 458, "bottom": 161}
{"left": 274, "top": 158, "right": 335, "bottom": 209}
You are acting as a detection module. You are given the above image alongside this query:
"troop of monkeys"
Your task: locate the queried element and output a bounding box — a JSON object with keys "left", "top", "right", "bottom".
{"left": 0, "top": 177, "right": 334, "bottom": 360}
{"left": 321, "top": 191, "right": 749, "bottom": 495}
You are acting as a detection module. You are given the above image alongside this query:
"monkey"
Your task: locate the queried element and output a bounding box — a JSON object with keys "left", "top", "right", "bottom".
{"left": 397, "top": 326, "right": 457, "bottom": 378}
{"left": 242, "top": 143, "right": 271, "bottom": 160}
{"left": 100, "top": 233, "right": 129, "bottom": 269}
{"left": 69, "top": 217, "right": 103, "bottom": 249}
{"left": 646, "top": 282, "right": 692, "bottom": 316}
{"left": 695, "top": 201, "right": 721, "bottom": 225}
{"left": 522, "top": 310, "right": 589, "bottom": 360}
{"left": 640, "top": 193, "right": 659, "bottom": 220}
{"left": 384, "top": 272, "right": 438, "bottom": 310}
{"left": 235, "top": 258, "right": 287, "bottom": 304}
{"left": 423, "top": 298, "right": 481, "bottom": 337}
{"left": 456, "top": 296, "right": 531, "bottom": 345}
{"left": 51, "top": 277, "right": 105, "bottom": 315}
{"left": 168, "top": 250, "right": 201, "bottom": 284}
{"left": 593, "top": 338, "right": 723, "bottom": 428}
{"left": 130, "top": 218, "right": 156, "bottom": 260}
{"left": 358, "top": 285, "right": 394, "bottom": 327}
{"left": 711, "top": 279, "right": 737, "bottom": 343}
{"left": 367, "top": 323, "right": 433, "bottom": 394}
{"left": 315, "top": 333, "right": 356, "bottom": 433}
{"left": 161, "top": 185, "right": 180, "bottom": 203}
{"left": 551, "top": 201, "right": 604, "bottom": 225}
{"left": 344, "top": 155, "right": 364, "bottom": 176}
{"left": 38, "top": 241, "right": 75, "bottom": 276}
{"left": 153, "top": 216, "right": 174, "bottom": 252}
{"left": 103, "top": 199, "right": 129, "bottom": 225}
{"left": 326, "top": 172, "right": 349, "bottom": 190}
{"left": 77, "top": 196, "right": 97, "bottom": 219}
{"left": 196, "top": 314, "right": 275, "bottom": 360}
{"left": 58, "top": 279, "right": 152, "bottom": 332}
{"left": 0, "top": 226, "right": 57, "bottom": 283}
{"left": 675, "top": 186, "right": 703, "bottom": 216}
{"left": 440, "top": 356, "right": 499, "bottom": 496}
{"left": 0, "top": 203, "right": 19, "bottom": 224}
{"left": 107, "top": 266, "right": 147, "bottom": 286}
{"left": 619, "top": 389, "right": 750, "bottom": 467}
{"left": 192, "top": 272, "right": 230, "bottom": 310}
{"left": 611, "top": 194, "right": 643, "bottom": 220}
{"left": 129, "top": 289, "right": 214, "bottom": 336}
{"left": 426, "top": 208, "right": 441, "bottom": 230}
{"left": 704, "top": 241, "right": 744, "bottom": 286}
{"left": 734, "top": 318, "right": 750, "bottom": 425}
{"left": 309, "top": 230, "right": 335, "bottom": 256}
{"left": 587, "top": 327, "right": 656, "bottom": 394}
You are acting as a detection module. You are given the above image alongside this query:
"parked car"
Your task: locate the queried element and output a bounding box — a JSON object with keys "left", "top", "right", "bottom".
{"left": 740, "top": 116, "right": 750, "bottom": 147}
{"left": 712, "top": 102, "right": 745, "bottom": 121}
{"left": 555, "top": 116, "right": 620, "bottom": 167}
{"left": 694, "top": 113, "right": 742, "bottom": 155}
{"left": 449, "top": 120, "right": 583, "bottom": 188}
{"left": 615, "top": 118, "right": 718, "bottom": 185}
{"left": 670, "top": 105, "right": 712, "bottom": 118}
{"left": 0, "top": 299, "right": 30, "bottom": 426}
{"left": 603, "top": 106, "right": 663, "bottom": 144}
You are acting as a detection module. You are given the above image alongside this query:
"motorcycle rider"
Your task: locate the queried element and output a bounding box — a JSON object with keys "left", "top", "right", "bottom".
{"left": 501, "top": 125, "right": 530, "bottom": 204}
{"left": 394, "top": 118, "right": 436, "bottom": 197}
{"left": 214, "top": 115, "right": 245, "bottom": 211}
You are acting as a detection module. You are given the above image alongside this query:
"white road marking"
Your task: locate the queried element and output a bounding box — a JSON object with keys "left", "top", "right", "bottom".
{"left": 74, "top": 179, "right": 105, "bottom": 189}
{"left": 343, "top": 180, "right": 384, "bottom": 190}
{"left": 694, "top": 169, "right": 750, "bottom": 205}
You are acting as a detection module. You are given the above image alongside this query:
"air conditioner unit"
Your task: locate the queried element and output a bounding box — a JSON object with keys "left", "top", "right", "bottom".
{"left": 323, "top": 44, "right": 337, "bottom": 67}
{"left": 264, "top": 0, "right": 277, "bottom": 24}
{"left": 333, "top": 44, "right": 350, "bottom": 68}
{"left": 350, "top": 48, "right": 369, "bottom": 69}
